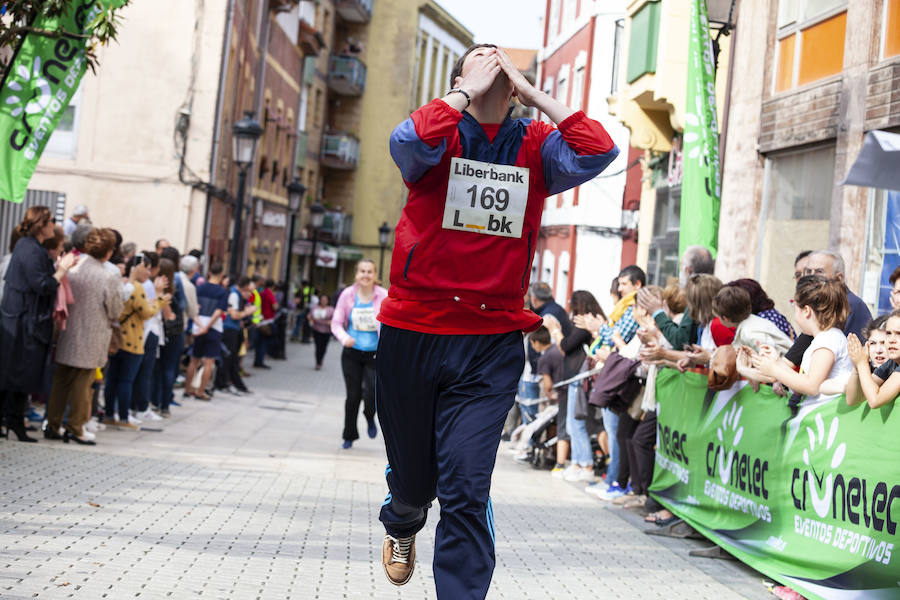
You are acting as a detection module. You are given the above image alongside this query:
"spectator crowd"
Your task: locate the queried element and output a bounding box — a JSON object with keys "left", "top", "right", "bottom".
{"left": 506, "top": 244, "right": 900, "bottom": 526}
{"left": 0, "top": 205, "right": 316, "bottom": 445}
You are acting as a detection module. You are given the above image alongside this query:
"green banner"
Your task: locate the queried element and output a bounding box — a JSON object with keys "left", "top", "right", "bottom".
{"left": 680, "top": 0, "right": 721, "bottom": 257}
{"left": 0, "top": 1, "right": 126, "bottom": 203}
{"left": 651, "top": 369, "right": 900, "bottom": 600}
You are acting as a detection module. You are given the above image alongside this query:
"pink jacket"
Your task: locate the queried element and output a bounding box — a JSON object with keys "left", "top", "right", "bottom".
{"left": 330, "top": 283, "right": 388, "bottom": 346}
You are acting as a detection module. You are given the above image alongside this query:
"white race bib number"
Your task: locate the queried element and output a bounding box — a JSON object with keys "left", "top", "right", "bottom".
{"left": 442, "top": 157, "right": 529, "bottom": 238}
{"left": 351, "top": 307, "right": 377, "bottom": 332}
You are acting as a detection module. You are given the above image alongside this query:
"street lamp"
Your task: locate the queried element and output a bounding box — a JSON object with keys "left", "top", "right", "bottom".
{"left": 378, "top": 221, "right": 391, "bottom": 277}
{"left": 229, "top": 111, "right": 263, "bottom": 278}
{"left": 283, "top": 178, "right": 307, "bottom": 291}
{"left": 306, "top": 201, "right": 325, "bottom": 306}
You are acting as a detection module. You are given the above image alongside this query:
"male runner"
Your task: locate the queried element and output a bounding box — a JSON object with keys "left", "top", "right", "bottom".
{"left": 377, "top": 44, "right": 619, "bottom": 599}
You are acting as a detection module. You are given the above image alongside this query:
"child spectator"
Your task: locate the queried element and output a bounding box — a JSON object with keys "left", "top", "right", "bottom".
{"left": 751, "top": 275, "right": 852, "bottom": 406}
{"left": 712, "top": 285, "right": 793, "bottom": 355}
{"left": 529, "top": 326, "right": 566, "bottom": 475}
{"left": 862, "top": 315, "right": 889, "bottom": 369}
{"left": 845, "top": 311, "right": 900, "bottom": 408}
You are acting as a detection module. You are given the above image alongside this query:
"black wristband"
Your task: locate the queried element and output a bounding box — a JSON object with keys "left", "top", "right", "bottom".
{"left": 447, "top": 88, "right": 471, "bottom": 108}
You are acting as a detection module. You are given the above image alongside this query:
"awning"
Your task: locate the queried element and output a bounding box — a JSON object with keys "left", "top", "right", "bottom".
{"left": 337, "top": 245, "right": 364, "bottom": 261}
{"left": 841, "top": 130, "right": 900, "bottom": 192}
{"left": 292, "top": 240, "right": 364, "bottom": 261}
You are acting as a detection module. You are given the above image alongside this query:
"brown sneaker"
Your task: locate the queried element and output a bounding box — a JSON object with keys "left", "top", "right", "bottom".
{"left": 382, "top": 534, "right": 415, "bottom": 586}
{"left": 115, "top": 421, "right": 140, "bottom": 431}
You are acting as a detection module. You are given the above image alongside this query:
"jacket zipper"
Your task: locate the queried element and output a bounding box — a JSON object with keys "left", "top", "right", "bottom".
{"left": 521, "top": 232, "right": 532, "bottom": 291}
{"left": 403, "top": 242, "right": 418, "bottom": 280}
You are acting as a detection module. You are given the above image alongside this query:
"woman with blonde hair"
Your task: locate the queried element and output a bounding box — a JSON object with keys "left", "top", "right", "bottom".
{"left": 331, "top": 259, "right": 388, "bottom": 449}
{"left": 104, "top": 252, "right": 169, "bottom": 430}
{"left": 0, "top": 206, "right": 76, "bottom": 441}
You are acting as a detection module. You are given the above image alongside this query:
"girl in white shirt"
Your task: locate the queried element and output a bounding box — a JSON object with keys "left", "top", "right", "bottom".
{"left": 752, "top": 275, "right": 852, "bottom": 405}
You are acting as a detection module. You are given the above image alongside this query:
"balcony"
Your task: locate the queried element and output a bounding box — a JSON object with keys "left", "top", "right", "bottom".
{"left": 320, "top": 210, "right": 353, "bottom": 243}
{"left": 321, "top": 133, "right": 360, "bottom": 170}
{"left": 298, "top": 18, "right": 324, "bottom": 56}
{"left": 328, "top": 55, "right": 367, "bottom": 96}
{"left": 334, "top": 0, "right": 373, "bottom": 23}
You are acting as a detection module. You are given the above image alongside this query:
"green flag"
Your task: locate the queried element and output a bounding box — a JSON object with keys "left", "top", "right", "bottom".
{"left": 0, "top": 0, "right": 127, "bottom": 204}
{"left": 680, "top": 0, "right": 721, "bottom": 258}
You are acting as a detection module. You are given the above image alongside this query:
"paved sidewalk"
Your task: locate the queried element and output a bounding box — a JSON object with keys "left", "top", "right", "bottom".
{"left": 0, "top": 339, "right": 771, "bottom": 599}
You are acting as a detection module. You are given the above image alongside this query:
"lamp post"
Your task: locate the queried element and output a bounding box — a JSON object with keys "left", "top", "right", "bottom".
{"left": 284, "top": 178, "right": 307, "bottom": 292}
{"left": 306, "top": 201, "right": 325, "bottom": 306}
{"left": 378, "top": 221, "right": 391, "bottom": 277}
{"left": 229, "top": 111, "right": 263, "bottom": 278}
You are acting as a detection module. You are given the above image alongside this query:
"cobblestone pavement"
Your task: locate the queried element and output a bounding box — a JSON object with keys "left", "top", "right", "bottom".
{"left": 0, "top": 339, "right": 772, "bottom": 599}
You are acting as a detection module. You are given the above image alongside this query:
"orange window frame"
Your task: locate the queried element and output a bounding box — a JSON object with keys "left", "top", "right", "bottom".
{"left": 886, "top": 0, "right": 900, "bottom": 58}
{"left": 773, "top": 9, "right": 846, "bottom": 93}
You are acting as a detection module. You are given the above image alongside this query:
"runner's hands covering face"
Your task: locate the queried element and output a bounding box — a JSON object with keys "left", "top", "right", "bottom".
{"left": 455, "top": 48, "right": 501, "bottom": 98}
{"left": 497, "top": 48, "right": 538, "bottom": 106}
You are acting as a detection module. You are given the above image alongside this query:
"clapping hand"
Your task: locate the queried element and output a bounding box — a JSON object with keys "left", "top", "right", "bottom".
{"left": 573, "top": 313, "right": 604, "bottom": 333}
{"left": 847, "top": 334, "right": 868, "bottom": 367}
{"left": 542, "top": 313, "right": 561, "bottom": 334}
{"left": 636, "top": 288, "right": 665, "bottom": 314}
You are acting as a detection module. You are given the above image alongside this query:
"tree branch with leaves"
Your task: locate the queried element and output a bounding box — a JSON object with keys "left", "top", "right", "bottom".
{"left": 0, "top": 0, "right": 130, "bottom": 77}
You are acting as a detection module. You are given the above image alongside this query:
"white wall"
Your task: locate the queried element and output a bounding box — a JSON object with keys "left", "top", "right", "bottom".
{"left": 29, "top": 0, "right": 226, "bottom": 251}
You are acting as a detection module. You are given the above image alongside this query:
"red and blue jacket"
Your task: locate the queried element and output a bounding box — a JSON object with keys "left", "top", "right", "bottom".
{"left": 378, "top": 98, "right": 619, "bottom": 335}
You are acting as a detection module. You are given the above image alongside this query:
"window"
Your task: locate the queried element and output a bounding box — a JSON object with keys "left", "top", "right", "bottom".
{"left": 313, "top": 88, "right": 322, "bottom": 127}
{"left": 571, "top": 65, "right": 585, "bottom": 112}
{"left": 765, "top": 145, "right": 835, "bottom": 221}
{"left": 542, "top": 77, "right": 554, "bottom": 122}
{"left": 415, "top": 34, "right": 428, "bottom": 107}
{"left": 556, "top": 65, "right": 570, "bottom": 105}
{"left": 646, "top": 185, "right": 680, "bottom": 286}
{"left": 555, "top": 252, "right": 570, "bottom": 306}
{"left": 44, "top": 85, "right": 82, "bottom": 158}
{"left": 548, "top": 0, "right": 560, "bottom": 40}
{"left": 774, "top": 0, "right": 847, "bottom": 92}
{"left": 563, "top": 0, "right": 576, "bottom": 27}
{"left": 626, "top": 1, "right": 660, "bottom": 83}
{"left": 611, "top": 19, "right": 625, "bottom": 94}
{"left": 862, "top": 189, "right": 900, "bottom": 314}
{"left": 884, "top": 0, "right": 900, "bottom": 59}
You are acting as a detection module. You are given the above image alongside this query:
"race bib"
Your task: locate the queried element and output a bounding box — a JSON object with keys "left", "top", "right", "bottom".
{"left": 442, "top": 157, "right": 529, "bottom": 238}
{"left": 351, "top": 307, "right": 377, "bottom": 332}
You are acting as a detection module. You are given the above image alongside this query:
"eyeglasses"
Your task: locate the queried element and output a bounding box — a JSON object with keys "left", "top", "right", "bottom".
{"left": 802, "top": 267, "right": 828, "bottom": 276}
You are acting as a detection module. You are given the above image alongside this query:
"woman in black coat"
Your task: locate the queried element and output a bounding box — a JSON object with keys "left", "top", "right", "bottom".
{"left": 0, "top": 206, "right": 75, "bottom": 441}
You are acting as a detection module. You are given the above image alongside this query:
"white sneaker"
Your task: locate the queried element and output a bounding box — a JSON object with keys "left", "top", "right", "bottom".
{"left": 564, "top": 467, "right": 595, "bottom": 483}
{"left": 78, "top": 430, "right": 96, "bottom": 442}
{"left": 127, "top": 414, "right": 143, "bottom": 426}
{"left": 139, "top": 409, "right": 163, "bottom": 422}
{"left": 84, "top": 418, "right": 98, "bottom": 433}
{"left": 560, "top": 465, "right": 579, "bottom": 480}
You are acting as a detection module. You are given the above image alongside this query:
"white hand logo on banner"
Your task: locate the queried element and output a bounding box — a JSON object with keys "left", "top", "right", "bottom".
{"left": 717, "top": 403, "right": 744, "bottom": 486}
{"left": 803, "top": 413, "right": 847, "bottom": 520}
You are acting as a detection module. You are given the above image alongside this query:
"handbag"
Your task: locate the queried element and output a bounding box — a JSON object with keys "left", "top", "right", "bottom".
{"left": 108, "top": 324, "right": 122, "bottom": 356}
{"left": 708, "top": 345, "right": 739, "bottom": 391}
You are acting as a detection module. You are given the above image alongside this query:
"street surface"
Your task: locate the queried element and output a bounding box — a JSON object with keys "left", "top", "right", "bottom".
{"left": 1, "top": 339, "right": 772, "bottom": 599}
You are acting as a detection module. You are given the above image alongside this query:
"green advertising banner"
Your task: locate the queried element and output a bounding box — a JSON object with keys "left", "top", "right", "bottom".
{"left": 651, "top": 369, "right": 900, "bottom": 600}
{"left": 0, "top": 0, "right": 127, "bottom": 204}
{"left": 680, "top": 0, "right": 721, "bottom": 257}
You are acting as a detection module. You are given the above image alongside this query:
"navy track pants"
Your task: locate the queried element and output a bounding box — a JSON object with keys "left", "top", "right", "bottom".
{"left": 376, "top": 325, "right": 524, "bottom": 600}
